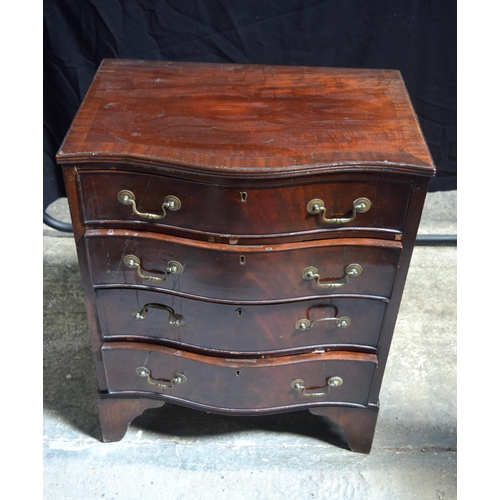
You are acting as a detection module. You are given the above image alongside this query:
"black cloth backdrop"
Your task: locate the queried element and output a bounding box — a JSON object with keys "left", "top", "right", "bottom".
{"left": 44, "top": 0, "right": 457, "bottom": 212}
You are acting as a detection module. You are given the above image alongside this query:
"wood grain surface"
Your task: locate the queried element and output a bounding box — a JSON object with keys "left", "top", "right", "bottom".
{"left": 86, "top": 229, "right": 401, "bottom": 301}
{"left": 56, "top": 60, "right": 434, "bottom": 452}
{"left": 96, "top": 287, "right": 387, "bottom": 355}
{"left": 78, "top": 170, "right": 412, "bottom": 239}
{"left": 102, "top": 341, "right": 377, "bottom": 410}
{"left": 56, "top": 59, "right": 435, "bottom": 177}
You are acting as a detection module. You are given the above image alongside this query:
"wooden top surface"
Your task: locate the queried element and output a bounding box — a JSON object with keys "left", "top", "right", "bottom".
{"left": 56, "top": 59, "right": 435, "bottom": 177}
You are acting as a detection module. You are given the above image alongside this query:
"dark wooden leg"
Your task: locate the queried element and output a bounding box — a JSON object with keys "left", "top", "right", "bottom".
{"left": 97, "top": 396, "right": 165, "bottom": 442}
{"left": 310, "top": 406, "right": 379, "bottom": 454}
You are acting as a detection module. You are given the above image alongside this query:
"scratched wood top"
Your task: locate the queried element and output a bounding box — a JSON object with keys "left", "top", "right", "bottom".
{"left": 56, "top": 59, "right": 435, "bottom": 178}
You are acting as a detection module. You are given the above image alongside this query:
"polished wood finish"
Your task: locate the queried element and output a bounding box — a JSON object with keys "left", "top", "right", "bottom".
{"left": 97, "top": 397, "right": 165, "bottom": 442}
{"left": 96, "top": 288, "right": 387, "bottom": 355}
{"left": 310, "top": 406, "right": 379, "bottom": 454}
{"left": 78, "top": 170, "right": 412, "bottom": 240}
{"left": 57, "top": 59, "right": 435, "bottom": 452}
{"left": 86, "top": 230, "right": 401, "bottom": 300}
{"left": 56, "top": 59, "right": 433, "bottom": 175}
{"left": 102, "top": 342, "right": 377, "bottom": 410}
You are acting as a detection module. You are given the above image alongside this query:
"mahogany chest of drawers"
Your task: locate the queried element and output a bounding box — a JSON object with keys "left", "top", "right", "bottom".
{"left": 56, "top": 59, "right": 435, "bottom": 453}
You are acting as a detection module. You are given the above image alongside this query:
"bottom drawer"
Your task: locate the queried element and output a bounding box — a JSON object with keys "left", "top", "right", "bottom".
{"left": 102, "top": 342, "right": 377, "bottom": 411}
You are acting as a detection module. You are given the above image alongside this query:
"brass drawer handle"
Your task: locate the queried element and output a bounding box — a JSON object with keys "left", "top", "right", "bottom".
{"left": 295, "top": 315, "right": 350, "bottom": 331}
{"left": 307, "top": 197, "right": 371, "bottom": 224}
{"left": 135, "top": 367, "right": 187, "bottom": 390}
{"left": 302, "top": 263, "right": 362, "bottom": 289}
{"left": 291, "top": 376, "right": 343, "bottom": 397}
{"left": 124, "top": 255, "right": 184, "bottom": 282}
{"left": 118, "top": 190, "right": 181, "bottom": 220}
{"left": 131, "top": 304, "right": 185, "bottom": 326}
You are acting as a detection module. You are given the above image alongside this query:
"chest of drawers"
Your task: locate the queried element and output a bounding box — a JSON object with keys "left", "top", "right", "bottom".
{"left": 56, "top": 59, "right": 435, "bottom": 453}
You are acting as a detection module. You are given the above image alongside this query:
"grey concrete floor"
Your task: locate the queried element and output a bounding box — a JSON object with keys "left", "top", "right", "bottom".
{"left": 43, "top": 191, "right": 457, "bottom": 499}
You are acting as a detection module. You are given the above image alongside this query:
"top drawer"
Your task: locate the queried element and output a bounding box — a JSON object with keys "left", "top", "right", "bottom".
{"left": 78, "top": 171, "right": 411, "bottom": 239}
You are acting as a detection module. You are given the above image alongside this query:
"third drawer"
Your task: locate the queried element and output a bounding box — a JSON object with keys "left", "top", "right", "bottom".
{"left": 96, "top": 287, "right": 387, "bottom": 355}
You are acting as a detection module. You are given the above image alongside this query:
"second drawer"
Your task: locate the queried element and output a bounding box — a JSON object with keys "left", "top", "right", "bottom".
{"left": 86, "top": 229, "right": 401, "bottom": 300}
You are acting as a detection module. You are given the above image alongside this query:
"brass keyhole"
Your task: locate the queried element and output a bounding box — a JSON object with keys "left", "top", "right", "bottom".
{"left": 240, "top": 255, "right": 246, "bottom": 265}
{"left": 240, "top": 192, "right": 248, "bottom": 202}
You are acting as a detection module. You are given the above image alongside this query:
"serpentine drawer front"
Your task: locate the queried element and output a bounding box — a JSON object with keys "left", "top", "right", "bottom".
{"left": 56, "top": 59, "right": 435, "bottom": 454}
{"left": 102, "top": 343, "right": 378, "bottom": 410}
{"left": 96, "top": 288, "right": 387, "bottom": 355}
{"left": 78, "top": 170, "right": 412, "bottom": 239}
{"left": 86, "top": 231, "right": 401, "bottom": 300}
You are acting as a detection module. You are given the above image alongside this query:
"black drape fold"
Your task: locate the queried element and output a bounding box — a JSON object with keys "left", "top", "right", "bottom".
{"left": 44, "top": 0, "right": 456, "bottom": 210}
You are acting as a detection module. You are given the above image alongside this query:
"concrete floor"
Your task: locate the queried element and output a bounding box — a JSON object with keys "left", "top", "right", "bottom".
{"left": 43, "top": 191, "right": 457, "bottom": 499}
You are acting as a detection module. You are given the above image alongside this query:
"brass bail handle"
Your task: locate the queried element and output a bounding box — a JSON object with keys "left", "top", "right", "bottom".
{"left": 291, "top": 376, "right": 343, "bottom": 397}
{"left": 307, "top": 197, "right": 371, "bottom": 224}
{"left": 131, "top": 303, "right": 185, "bottom": 326}
{"left": 124, "top": 255, "right": 184, "bottom": 282}
{"left": 295, "top": 315, "right": 351, "bottom": 331}
{"left": 135, "top": 367, "right": 187, "bottom": 390}
{"left": 302, "top": 263, "right": 362, "bottom": 289}
{"left": 118, "top": 190, "right": 181, "bottom": 220}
